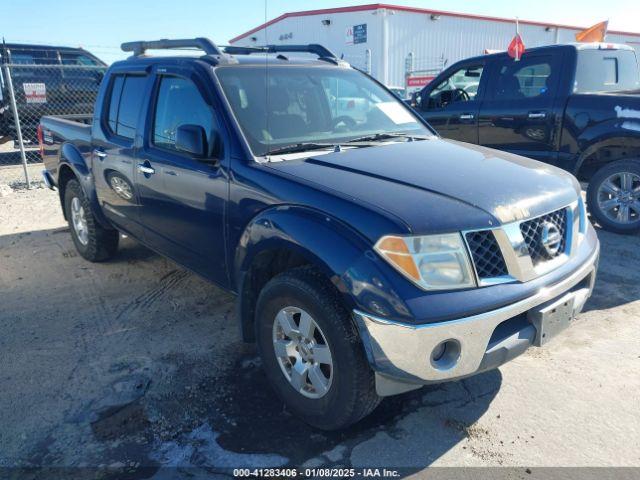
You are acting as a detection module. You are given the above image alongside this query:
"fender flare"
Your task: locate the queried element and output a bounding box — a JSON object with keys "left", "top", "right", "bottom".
{"left": 573, "top": 127, "right": 640, "bottom": 177}
{"left": 234, "top": 205, "right": 412, "bottom": 341}
{"left": 58, "top": 143, "right": 112, "bottom": 229}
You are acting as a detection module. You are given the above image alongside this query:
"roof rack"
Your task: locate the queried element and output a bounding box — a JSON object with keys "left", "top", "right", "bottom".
{"left": 223, "top": 44, "right": 347, "bottom": 65}
{"left": 121, "top": 37, "right": 237, "bottom": 64}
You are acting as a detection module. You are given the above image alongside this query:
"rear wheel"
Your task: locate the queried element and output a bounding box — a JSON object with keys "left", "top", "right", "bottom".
{"left": 587, "top": 159, "right": 640, "bottom": 234}
{"left": 64, "top": 179, "right": 119, "bottom": 261}
{"left": 255, "top": 266, "right": 380, "bottom": 430}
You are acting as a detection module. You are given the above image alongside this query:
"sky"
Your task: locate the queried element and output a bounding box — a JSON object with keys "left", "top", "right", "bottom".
{"left": 3, "top": 0, "right": 639, "bottom": 64}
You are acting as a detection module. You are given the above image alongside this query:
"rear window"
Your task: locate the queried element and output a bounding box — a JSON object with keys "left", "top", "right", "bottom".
{"left": 106, "top": 75, "right": 147, "bottom": 140}
{"left": 575, "top": 49, "right": 640, "bottom": 93}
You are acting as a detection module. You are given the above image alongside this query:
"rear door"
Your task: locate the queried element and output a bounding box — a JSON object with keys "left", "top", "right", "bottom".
{"left": 92, "top": 67, "right": 150, "bottom": 237}
{"left": 478, "top": 53, "right": 563, "bottom": 162}
{"left": 135, "top": 64, "right": 229, "bottom": 286}
{"left": 413, "top": 62, "right": 486, "bottom": 144}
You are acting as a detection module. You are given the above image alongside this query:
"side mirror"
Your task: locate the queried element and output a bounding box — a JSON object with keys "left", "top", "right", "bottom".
{"left": 176, "top": 124, "right": 207, "bottom": 158}
{"left": 409, "top": 91, "right": 421, "bottom": 108}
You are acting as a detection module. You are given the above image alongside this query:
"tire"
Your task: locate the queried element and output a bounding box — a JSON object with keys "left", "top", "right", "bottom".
{"left": 255, "top": 266, "right": 380, "bottom": 430}
{"left": 586, "top": 159, "right": 640, "bottom": 234}
{"left": 64, "top": 179, "right": 119, "bottom": 261}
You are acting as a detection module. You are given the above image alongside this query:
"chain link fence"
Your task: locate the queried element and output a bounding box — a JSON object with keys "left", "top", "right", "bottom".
{"left": 1, "top": 61, "right": 106, "bottom": 185}
{"left": 341, "top": 49, "right": 372, "bottom": 74}
{"left": 404, "top": 53, "right": 447, "bottom": 96}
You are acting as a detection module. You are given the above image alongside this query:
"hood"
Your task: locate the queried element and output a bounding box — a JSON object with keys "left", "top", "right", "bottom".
{"left": 266, "top": 138, "right": 580, "bottom": 234}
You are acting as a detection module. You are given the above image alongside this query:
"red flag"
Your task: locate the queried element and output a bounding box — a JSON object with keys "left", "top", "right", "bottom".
{"left": 507, "top": 34, "right": 526, "bottom": 61}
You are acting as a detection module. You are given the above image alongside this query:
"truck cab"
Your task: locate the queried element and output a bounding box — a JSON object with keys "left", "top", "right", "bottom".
{"left": 39, "top": 39, "right": 599, "bottom": 430}
{"left": 412, "top": 43, "right": 640, "bottom": 233}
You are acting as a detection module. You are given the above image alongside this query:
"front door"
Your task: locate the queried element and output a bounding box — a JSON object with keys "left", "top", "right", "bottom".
{"left": 478, "top": 53, "right": 562, "bottom": 162}
{"left": 135, "top": 66, "right": 229, "bottom": 286}
{"left": 414, "top": 63, "right": 486, "bottom": 144}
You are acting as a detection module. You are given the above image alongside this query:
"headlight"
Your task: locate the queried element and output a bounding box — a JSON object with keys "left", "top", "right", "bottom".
{"left": 374, "top": 233, "right": 476, "bottom": 291}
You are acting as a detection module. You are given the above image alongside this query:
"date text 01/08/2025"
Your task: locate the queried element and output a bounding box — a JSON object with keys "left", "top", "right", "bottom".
{"left": 232, "top": 468, "right": 400, "bottom": 477}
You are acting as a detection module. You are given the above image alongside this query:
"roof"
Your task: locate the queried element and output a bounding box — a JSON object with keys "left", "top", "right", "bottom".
{"left": 229, "top": 3, "right": 640, "bottom": 44}
{"left": 114, "top": 53, "right": 342, "bottom": 68}
{"left": 448, "top": 42, "right": 635, "bottom": 67}
{"left": 2, "top": 42, "right": 91, "bottom": 51}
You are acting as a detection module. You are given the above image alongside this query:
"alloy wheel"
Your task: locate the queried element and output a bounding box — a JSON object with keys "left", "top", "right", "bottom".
{"left": 596, "top": 171, "right": 640, "bottom": 224}
{"left": 70, "top": 197, "right": 89, "bottom": 245}
{"left": 272, "top": 306, "right": 333, "bottom": 399}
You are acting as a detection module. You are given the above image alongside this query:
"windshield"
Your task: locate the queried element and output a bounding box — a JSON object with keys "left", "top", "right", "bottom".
{"left": 575, "top": 49, "right": 640, "bottom": 93}
{"left": 216, "top": 66, "right": 432, "bottom": 156}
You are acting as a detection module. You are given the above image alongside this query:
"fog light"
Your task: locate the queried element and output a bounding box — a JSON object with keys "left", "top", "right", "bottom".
{"left": 430, "top": 339, "right": 461, "bottom": 370}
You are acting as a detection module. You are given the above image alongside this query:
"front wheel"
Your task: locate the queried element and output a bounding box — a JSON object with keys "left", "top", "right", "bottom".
{"left": 255, "top": 267, "right": 380, "bottom": 430}
{"left": 587, "top": 159, "right": 640, "bottom": 234}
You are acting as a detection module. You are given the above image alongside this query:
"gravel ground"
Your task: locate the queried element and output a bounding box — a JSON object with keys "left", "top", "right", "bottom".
{"left": 0, "top": 165, "right": 639, "bottom": 478}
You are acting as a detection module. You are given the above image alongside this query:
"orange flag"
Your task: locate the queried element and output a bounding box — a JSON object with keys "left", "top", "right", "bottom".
{"left": 575, "top": 20, "right": 608, "bottom": 42}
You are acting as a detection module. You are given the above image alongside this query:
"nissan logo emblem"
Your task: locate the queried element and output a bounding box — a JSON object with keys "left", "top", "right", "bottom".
{"left": 541, "top": 222, "right": 562, "bottom": 257}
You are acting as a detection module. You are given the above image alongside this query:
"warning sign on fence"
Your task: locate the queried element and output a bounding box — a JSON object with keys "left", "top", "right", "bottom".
{"left": 22, "top": 83, "right": 47, "bottom": 104}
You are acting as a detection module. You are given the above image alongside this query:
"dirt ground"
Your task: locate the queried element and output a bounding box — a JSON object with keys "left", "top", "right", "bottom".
{"left": 0, "top": 164, "right": 639, "bottom": 478}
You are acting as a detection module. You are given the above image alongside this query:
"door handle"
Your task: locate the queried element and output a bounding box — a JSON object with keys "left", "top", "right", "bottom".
{"left": 459, "top": 113, "right": 475, "bottom": 120}
{"left": 93, "top": 149, "right": 107, "bottom": 159}
{"left": 137, "top": 163, "right": 155, "bottom": 175}
{"left": 528, "top": 111, "right": 547, "bottom": 119}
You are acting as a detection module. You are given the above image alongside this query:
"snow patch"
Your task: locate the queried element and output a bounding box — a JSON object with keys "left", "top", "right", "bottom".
{"left": 151, "top": 423, "right": 288, "bottom": 469}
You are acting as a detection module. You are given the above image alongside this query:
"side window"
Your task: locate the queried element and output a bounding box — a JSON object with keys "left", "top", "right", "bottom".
{"left": 8, "top": 49, "right": 55, "bottom": 65}
{"left": 106, "top": 75, "right": 147, "bottom": 140}
{"left": 107, "top": 76, "right": 125, "bottom": 133}
{"left": 493, "top": 56, "right": 556, "bottom": 100}
{"left": 152, "top": 76, "right": 213, "bottom": 152}
{"left": 427, "top": 65, "right": 483, "bottom": 109}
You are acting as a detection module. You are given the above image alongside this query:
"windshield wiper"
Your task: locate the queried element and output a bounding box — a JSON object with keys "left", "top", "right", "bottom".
{"left": 264, "top": 133, "right": 431, "bottom": 157}
{"left": 343, "top": 132, "right": 431, "bottom": 144}
{"left": 265, "top": 142, "right": 336, "bottom": 156}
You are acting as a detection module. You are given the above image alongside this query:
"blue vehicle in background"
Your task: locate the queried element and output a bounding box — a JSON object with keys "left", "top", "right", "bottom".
{"left": 38, "top": 39, "right": 599, "bottom": 430}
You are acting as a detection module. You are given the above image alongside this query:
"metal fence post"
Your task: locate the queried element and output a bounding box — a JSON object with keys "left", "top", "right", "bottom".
{"left": 2, "top": 63, "right": 30, "bottom": 187}
{"left": 404, "top": 52, "right": 414, "bottom": 91}
{"left": 365, "top": 49, "right": 371, "bottom": 74}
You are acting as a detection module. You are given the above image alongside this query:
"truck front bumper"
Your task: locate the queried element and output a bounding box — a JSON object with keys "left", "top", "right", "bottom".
{"left": 353, "top": 242, "right": 599, "bottom": 396}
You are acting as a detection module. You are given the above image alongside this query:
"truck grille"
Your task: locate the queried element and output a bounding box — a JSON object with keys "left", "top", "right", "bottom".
{"left": 465, "top": 230, "right": 508, "bottom": 279}
{"left": 519, "top": 208, "right": 568, "bottom": 265}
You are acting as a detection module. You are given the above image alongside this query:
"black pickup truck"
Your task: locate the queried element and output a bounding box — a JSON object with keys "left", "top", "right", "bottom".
{"left": 412, "top": 43, "right": 640, "bottom": 234}
{"left": 0, "top": 43, "right": 106, "bottom": 143}
{"left": 39, "top": 39, "right": 599, "bottom": 430}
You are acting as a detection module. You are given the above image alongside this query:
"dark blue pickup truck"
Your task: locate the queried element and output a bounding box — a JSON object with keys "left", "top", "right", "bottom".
{"left": 412, "top": 43, "right": 640, "bottom": 234}
{"left": 39, "top": 39, "right": 599, "bottom": 430}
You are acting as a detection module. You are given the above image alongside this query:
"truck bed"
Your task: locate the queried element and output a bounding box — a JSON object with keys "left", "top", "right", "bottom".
{"left": 39, "top": 115, "right": 94, "bottom": 180}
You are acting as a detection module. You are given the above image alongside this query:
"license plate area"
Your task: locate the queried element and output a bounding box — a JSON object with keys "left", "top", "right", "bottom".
{"left": 527, "top": 293, "right": 576, "bottom": 346}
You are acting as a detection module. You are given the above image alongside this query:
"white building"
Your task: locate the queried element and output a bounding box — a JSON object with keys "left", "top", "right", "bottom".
{"left": 229, "top": 3, "right": 640, "bottom": 89}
